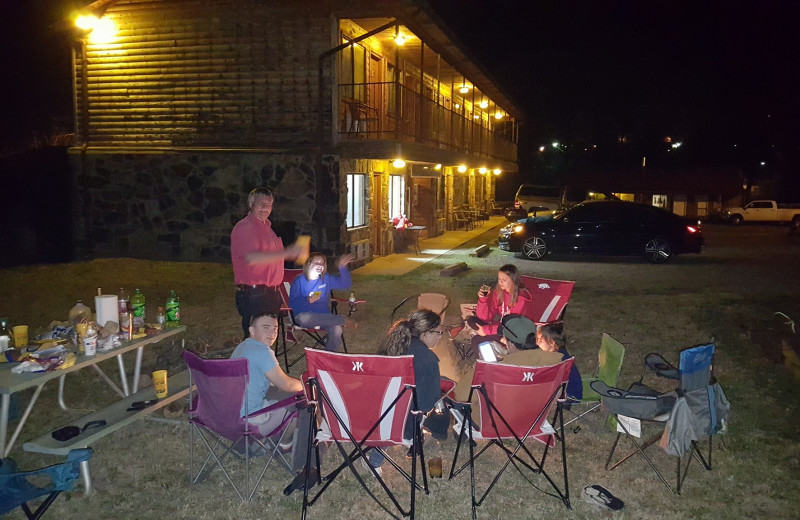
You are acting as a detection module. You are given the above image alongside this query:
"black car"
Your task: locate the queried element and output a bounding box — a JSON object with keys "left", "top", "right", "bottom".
{"left": 498, "top": 200, "right": 704, "bottom": 264}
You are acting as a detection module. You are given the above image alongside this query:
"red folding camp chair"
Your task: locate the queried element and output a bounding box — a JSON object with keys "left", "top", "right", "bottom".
{"left": 301, "top": 349, "right": 427, "bottom": 520}
{"left": 276, "top": 269, "right": 349, "bottom": 372}
{"left": 448, "top": 359, "right": 574, "bottom": 518}
{"left": 519, "top": 275, "right": 575, "bottom": 324}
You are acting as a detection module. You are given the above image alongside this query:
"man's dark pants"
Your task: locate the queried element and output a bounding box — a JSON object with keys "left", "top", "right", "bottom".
{"left": 235, "top": 286, "right": 282, "bottom": 337}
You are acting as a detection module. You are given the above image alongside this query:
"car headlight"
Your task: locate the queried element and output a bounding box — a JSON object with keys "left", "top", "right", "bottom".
{"left": 513, "top": 225, "right": 524, "bottom": 233}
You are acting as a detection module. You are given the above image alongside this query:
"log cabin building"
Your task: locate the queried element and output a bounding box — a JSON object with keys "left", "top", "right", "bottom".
{"left": 66, "top": 0, "right": 521, "bottom": 262}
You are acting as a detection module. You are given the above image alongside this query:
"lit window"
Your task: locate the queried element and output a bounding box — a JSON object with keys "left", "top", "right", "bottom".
{"left": 388, "top": 174, "right": 405, "bottom": 220}
{"left": 346, "top": 174, "right": 367, "bottom": 228}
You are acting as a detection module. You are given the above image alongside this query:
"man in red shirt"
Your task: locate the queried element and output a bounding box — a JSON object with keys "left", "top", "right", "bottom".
{"left": 231, "top": 187, "right": 303, "bottom": 337}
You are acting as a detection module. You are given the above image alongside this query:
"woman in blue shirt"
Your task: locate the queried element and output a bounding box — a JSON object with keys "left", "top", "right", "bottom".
{"left": 288, "top": 252, "right": 355, "bottom": 352}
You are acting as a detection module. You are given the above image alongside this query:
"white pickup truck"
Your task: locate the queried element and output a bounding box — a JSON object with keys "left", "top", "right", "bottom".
{"left": 723, "top": 200, "right": 800, "bottom": 229}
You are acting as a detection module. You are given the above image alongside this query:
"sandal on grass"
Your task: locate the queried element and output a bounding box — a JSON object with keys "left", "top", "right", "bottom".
{"left": 582, "top": 484, "right": 624, "bottom": 511}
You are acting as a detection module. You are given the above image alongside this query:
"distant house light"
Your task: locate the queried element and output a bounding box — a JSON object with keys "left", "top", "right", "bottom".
{"left": 434, "top": 164, "right": 442, "bottom": 170}
{"left": 492, "top": 169, "right": 502, "bottom": 175}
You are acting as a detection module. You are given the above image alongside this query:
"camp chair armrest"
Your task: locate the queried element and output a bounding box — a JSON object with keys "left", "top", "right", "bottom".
{"left": 643, "top": 353, "right": 680, "bottom": 380}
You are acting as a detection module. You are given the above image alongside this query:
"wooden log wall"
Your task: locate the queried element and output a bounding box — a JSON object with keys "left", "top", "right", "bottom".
{"left": 75, "top": 0, "right": 335, "bottom": 148}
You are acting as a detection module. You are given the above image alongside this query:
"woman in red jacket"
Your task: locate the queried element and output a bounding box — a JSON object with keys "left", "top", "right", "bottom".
{"left": 467, "top": 264, "right": 532, "bottom": 351}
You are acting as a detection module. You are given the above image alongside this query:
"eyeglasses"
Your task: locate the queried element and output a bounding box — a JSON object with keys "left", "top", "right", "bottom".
{"left": 427, "top": 329, "right": 445, "bottom": 336}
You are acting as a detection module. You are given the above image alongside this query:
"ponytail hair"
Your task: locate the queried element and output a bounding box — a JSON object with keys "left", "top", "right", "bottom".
{"left": 382, "top": 309, "right": 441, "bottom": 356}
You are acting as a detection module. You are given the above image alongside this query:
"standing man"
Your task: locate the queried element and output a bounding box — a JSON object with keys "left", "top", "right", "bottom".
{"left": 231, "top": 187, "right": 304, "bottom": 337}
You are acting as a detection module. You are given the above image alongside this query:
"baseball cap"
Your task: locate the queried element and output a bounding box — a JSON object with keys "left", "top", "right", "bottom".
{"left": 499, "top": 314, "right": 537, "bottom": 346}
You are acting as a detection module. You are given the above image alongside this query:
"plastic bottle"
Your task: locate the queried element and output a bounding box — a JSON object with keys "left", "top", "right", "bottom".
{"left": 131, "top": 289, "right": 146, "bottom": 326}
{"left": 83, "top": 321, "right": 99, "bottom": 356}
{"left": 165, "top": 290, "right": 180, "bottom": 327}
{"left": 68, "top": 301, "right": 92, "bottom": 326}
{"left": 156, "top": 306, "right": 166, "bottom": 328}
{"left": 349, "top": 292, "right": 356, "bottom": 304}
{"left": 0, "top": 318, "right": 12, "bottom": 353}
{"left": 118, "top": 288, "right": 130, "bottom": 329}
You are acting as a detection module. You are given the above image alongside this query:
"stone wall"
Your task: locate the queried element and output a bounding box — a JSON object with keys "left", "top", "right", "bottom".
{"left": 69, "top": 150, "right": 344, "bottom": 262}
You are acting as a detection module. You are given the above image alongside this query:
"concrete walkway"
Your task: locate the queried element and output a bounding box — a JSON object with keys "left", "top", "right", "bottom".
{"left": 354, "top": 215, "right": 508, "bottom": 276}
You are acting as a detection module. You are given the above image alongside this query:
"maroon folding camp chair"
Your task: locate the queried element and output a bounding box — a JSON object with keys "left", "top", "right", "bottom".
{"left": 448, "top": 359, "right": 574, "bottom": 518}
{"left": 183, "top": 351, "right": 304, "bottom": 501}
{"left": 301, "top": 349, "right": 427, "bottom": 520}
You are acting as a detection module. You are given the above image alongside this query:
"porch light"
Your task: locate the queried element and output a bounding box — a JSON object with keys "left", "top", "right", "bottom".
{"left": 434, "top": 164, "right": 442, "bottom": 170}
{"left": 479, "top": 100, "right": 489, "bottom": 109}
{"left": 454, "top": 103, "right": 461, "bottom": 109}
{"left": 392, "top": 159, "right": 406, "bottom": 168}
{"left": 552, "top": 141, "right": 559, "bottom": 148}
{"left": 75, "top": 14, "right": 116, "bottom": 44}
{"left": 479, "top": 167, "right": 487, "bottom": 174}
{"left": 459, "top": 85, "right": 471, "bottom": 94}
{"left": 493, "top": 169, "right": 502, "bottom": 175}
{"left": 457, "top": 165, "right": 467, "bottom": 173}
{"left": 394, "top": 33, "right": 406, "bottom": 46}
{"left": 494, "top": 112, "right": 504, "bottom": 120}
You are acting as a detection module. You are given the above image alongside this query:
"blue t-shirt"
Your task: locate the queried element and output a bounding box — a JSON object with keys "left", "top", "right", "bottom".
{"left": 558, "top": 348, "right": 583, "bottom": 400}
{"left": 231, "top": 337, "right": 278, "bottom": 416}
{"left": 289, "top": 267, "right": 352, "bottom": 314}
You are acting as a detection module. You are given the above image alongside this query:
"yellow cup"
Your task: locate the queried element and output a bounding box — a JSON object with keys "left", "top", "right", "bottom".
{"left": 153, "top": 370, "right": 168, "bottom": 398}
{"left": 428, "top": 456, "right": 443, "bottom": 478}
{"left": 12, "top": 325, "right": 28, "bottom": 348}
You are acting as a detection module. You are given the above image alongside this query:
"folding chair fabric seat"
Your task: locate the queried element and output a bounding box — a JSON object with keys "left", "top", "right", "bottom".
{"left": 448, "top": 359, "right": 574, "bottom": 518}
{"left": 0, "top": 448, "right": 91, "bottom": 520}
{"left": 301, "top": 349, "right": 426, "bottom": 520}
{"left": 184, "top": 351, "right": 303, "bottom": 501}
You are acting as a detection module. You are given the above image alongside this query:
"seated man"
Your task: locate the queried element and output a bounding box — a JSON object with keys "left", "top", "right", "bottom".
{"left": 230, "top": 313, "right": 316, "bottom": 481}
{"left": 453, "top": 314, "right": 566, "bottom": 429}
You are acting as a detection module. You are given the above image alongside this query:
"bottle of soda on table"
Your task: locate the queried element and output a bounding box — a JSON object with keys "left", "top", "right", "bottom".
{"left": 118, "top": 288, "right": 130, "bottom": 329}
{"left": 131, "top": 289, "right": 146, "bottom": 327}
{"left": 165, "top": 290, "right": 180, "bottom": 328}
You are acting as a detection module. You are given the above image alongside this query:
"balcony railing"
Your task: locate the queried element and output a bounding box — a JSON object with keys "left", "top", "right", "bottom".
{"left": 338, "top": 82, "right": 517, "bottom": 163}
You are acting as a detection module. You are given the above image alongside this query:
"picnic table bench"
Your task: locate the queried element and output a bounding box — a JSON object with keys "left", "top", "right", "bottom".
{"left": 24, "top": 370, "right": 192, "bottom": 494}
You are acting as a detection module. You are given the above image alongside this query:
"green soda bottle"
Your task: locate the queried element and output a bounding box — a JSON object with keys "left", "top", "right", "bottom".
{"left": 165, "top": 290, "right": 180, "bottom": 327}
{"left": 131, "top": 289, "right": 146, "bottom": 326}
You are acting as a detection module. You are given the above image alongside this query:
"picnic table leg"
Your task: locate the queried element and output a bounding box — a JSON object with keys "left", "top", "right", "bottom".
{"left": 90, "top": 365, "right": 126, "bottom": 398}
{"left": 3, "top": 384, "right": 45, "bottom": 457}
{"left": 116, "top": 354, "right": 130, "bottom": 396}
{"left": 132, "top": 346, "right": 145, "bottom": 394}
{"left": 0, "top": 394, "right": 8, "bottom": 456}
{"left": 80, "top": 459, "right": 93, "bottom": 495}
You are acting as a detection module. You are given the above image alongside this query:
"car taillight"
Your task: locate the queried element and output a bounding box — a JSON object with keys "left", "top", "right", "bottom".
{"left": 686, "top": 225, "right": 699, "bottom": 233}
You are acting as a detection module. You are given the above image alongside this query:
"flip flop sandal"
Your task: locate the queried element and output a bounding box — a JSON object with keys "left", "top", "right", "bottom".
{"left": 582, "top": 484, "right": 624, "bottom": 511}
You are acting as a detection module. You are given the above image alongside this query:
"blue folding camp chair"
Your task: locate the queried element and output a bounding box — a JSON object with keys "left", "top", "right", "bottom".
{"left": 0, "top": 448, "right": 92, "bottom": 520}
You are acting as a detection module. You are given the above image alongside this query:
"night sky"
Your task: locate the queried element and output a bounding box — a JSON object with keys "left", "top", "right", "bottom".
{"left": 431, "top": 0, "right": 800, "bottom": 184}
{"left": 3, "top": 1, "right": 799, "bottom": 186}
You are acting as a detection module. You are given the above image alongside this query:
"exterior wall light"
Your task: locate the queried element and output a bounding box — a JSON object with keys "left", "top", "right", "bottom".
{"left": 434, "top": 164, "right": 442, "bottom": 170}
{"left": 493, "top": 169, "right": 501, "bottom": 175}
{"left": 392, "top": 159, "right": 406, "bottom": 168}
{"left": 457, "top": 165, "right": 467, "bottom": 173}
{"left": 479, "top": 167, "right": 487, "bottom": 174}
{"left": 75, "top": 13, "right": 116, "bottom": 44}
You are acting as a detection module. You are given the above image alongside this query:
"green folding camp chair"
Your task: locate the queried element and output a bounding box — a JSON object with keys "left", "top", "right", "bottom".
{"left": 563, "top": 333, "right": 625, "bottom": 431}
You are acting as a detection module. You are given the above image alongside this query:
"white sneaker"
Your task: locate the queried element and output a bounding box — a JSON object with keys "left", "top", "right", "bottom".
{"left": 359, "top": 458, "right": 383, "bottom": 477}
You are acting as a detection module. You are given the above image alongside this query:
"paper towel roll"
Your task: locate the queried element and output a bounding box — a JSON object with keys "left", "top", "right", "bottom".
{"left": 95, "top": 295, "right": 119, "bottom": 328}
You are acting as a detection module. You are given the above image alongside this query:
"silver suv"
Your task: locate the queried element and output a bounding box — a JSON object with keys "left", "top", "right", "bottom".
{"left": 513, "top": 185, "right": 565, "bottom": 215}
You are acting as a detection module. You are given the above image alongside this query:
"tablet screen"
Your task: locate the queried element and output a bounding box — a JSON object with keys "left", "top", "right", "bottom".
{"left": 478, "top": 342, "right": 497, "bottom": 362}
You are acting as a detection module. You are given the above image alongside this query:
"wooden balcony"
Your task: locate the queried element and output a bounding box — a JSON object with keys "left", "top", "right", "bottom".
{"left": 338, "top": 82, "right": 517, "bottom": 164}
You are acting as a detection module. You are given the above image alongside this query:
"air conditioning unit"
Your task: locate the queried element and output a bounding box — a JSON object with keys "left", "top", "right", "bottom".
{"left": 350, "top": 239, "right": 370, "bottom": 261}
